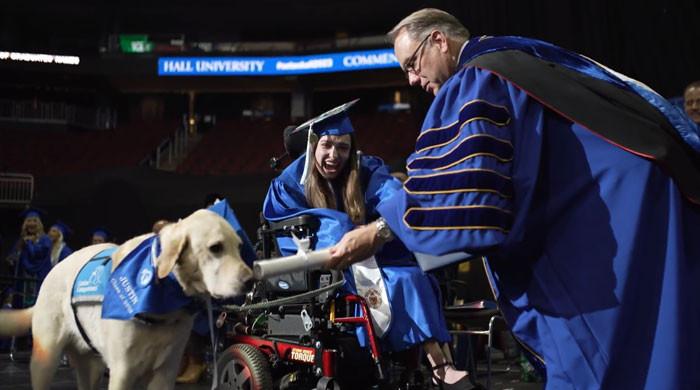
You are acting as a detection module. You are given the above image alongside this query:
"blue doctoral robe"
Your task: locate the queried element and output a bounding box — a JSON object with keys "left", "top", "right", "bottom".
{"left": 263, "top": 154, "right": 451, "bottom": 352}
{"left": 377, "top": 36, "right": 700, "bottom": 389}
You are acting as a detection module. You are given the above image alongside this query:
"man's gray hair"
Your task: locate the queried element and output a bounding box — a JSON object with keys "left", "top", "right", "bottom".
{"left": 685, "top": 80, "right": 700, "bottom": 94}
{"left": 387, "top": 8, "right": 470, "bottom": 43}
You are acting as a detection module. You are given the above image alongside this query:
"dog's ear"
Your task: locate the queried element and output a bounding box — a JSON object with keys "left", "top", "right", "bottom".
{"left": 156, "top": 223, "right": 187, "bottom": 279}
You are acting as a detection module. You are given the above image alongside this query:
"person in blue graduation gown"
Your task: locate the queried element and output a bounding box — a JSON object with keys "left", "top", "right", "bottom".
{"left": 48, "top": 221, "right": 73, "bottom": 267}
{"left": 327, "top": 8, "right": 700, "bottom": 390}
{"left": 90, "top": 227, "right": 111, "bottom": 245}
{"left": 263, "top": 103, "right": 472, "bottom": 387}
{"left": 7, "top": 208, "right": 52, "bottom": 307}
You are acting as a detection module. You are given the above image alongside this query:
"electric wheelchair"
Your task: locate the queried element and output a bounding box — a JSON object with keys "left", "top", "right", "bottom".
{"left": 214, "top": 125, "right": 430, "bottom": 390}
{"left": 215, "top": 213, "right": 430, "bottom": 390}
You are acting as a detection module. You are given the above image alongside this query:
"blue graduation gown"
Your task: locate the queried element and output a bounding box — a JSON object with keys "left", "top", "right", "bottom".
{"left": 55, "top": 244, "right": 73, "bottom": 264}
{"left": 263, "top": 154, "right": 451, "bottom": 351}
{"left": 17, "top": 235, "right": 52, "bottom": 282}
{"left": 377, "top": 36, "right": 700, "bottom": 389}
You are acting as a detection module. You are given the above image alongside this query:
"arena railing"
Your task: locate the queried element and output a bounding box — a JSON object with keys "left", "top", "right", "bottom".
{"left": 0, "top": 173, "right": 34, "bottom": 206}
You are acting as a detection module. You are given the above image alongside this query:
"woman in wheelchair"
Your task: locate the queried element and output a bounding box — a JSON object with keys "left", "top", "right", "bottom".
{"left": 263, "top": 104, "right": 471, "bottom": 389}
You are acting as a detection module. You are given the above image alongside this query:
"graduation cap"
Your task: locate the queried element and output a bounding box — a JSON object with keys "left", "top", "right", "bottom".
{"left": 91, "top": 227, "right": 110, "bottom": 241}
{"left": 20, "top": 207, "right": 47, "bottom": 220}
{"left": 292, "top": 98, "right": 360, "bottom": 184}
{"left": 51, "top": 221, "right": 73, "bottom": 238}
{"left": 294, "top": 98, "right": 359, "bottom": 137}
{"left": 269, "top": 99, "right": 360, "bottom": 172}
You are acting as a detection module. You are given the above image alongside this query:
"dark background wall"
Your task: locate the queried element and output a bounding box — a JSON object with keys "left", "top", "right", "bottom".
{"left": 0, "top": 0, "right": 697, "bottom": 96}
{"left": 1, "top": 0, "right": 698, "bottom": 255}
{"left": 0, "top": 168, "right": 276, "bottom": 251}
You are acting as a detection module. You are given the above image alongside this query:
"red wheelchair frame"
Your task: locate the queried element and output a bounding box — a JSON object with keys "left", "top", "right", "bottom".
{"left": 215, "top": 215, "right": 425, "bottom": 390}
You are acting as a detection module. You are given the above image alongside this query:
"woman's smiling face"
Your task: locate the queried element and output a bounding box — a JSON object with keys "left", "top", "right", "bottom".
{"left": 48, "top": 226, "right": 62, "bottom": 243}
{"left": 23, "top": 216, "right": 41, "bottom": 234}
{"left": 314, "top": 134, "right": 352, "bottom": 179}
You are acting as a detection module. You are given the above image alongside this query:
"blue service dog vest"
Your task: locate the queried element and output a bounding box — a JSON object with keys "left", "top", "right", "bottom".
{"left": 70, "top": 247, "right": 116, "bottom": 353}
{"left": 102, "top": 236, "right": 192, "bottom": 319}
{"left": 71, "top": 236, "right": 192, "bottom": 320}
{"left": 72, "top": 248, "right": 115, "bottom": 304}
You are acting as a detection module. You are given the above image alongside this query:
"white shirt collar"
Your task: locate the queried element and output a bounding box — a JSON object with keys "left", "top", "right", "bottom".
{"left": 456, "top": 39, "right": 470, "bottom": 65}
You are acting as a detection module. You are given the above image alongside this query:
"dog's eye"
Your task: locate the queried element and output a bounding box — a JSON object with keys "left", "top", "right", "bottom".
{"left": 209, "top": 243, "right": 224, "bottom": 254}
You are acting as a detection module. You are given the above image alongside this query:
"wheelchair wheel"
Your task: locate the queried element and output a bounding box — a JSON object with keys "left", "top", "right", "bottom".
{"left": 217, "top": 343, "right": 273, "bottom": 390}
{"left": 316, "top": 376, "right": 341, "bottom": 390}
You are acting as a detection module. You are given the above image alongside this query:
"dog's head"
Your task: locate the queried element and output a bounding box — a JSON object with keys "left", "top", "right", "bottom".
{"left": 155, "top": 209, "right": 253, "bottom": 299}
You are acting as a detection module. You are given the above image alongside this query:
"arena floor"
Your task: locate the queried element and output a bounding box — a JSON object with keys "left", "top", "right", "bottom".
{"left": 1, "top": 350, "right": 543, "bottom": 390}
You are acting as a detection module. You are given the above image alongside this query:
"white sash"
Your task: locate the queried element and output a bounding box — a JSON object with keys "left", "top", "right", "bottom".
{"left": 351, "top": 256, "right": 392, "bottom": 337}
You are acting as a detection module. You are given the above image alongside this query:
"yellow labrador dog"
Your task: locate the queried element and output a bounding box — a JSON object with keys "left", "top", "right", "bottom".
{"left": 0, "top": 209, "right": 253, "bottom": 390}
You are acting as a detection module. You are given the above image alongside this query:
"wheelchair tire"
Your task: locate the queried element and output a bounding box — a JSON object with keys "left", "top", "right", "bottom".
{"left": 217, "top": 343, "right": 273, "bottom": 390}
{"left": 316, "top": 376, "right": 341, "bottom": 390}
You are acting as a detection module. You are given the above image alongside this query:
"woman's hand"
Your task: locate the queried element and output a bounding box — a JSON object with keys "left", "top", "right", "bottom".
{"left": 327, "top": 222, "right": 383, "bottom": 270}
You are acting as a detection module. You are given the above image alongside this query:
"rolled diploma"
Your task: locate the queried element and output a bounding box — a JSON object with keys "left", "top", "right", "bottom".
{"left": 253, "top": 249, "right": 331, "bottom": 280}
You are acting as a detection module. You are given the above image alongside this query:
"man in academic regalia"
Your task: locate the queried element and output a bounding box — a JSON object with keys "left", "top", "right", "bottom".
{"left": 327, "top": 8, "right": 700, "bottom": 390}
{"left": 684, "top": 80, "right": 700, "bottom": 124}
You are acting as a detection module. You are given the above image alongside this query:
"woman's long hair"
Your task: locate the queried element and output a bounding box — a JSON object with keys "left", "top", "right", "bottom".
{"left": 305, "top": 134, "right": 366, "bottom": 225}
{"left": 21, "top": 217, "right": 45, "bottom": 240}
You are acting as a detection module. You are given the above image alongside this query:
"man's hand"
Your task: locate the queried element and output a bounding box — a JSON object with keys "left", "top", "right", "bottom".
{"left": 327, "top": 222, "right": 383, "bottom": 270}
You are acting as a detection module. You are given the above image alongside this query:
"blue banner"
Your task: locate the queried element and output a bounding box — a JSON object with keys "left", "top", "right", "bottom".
{"left": 158, "top": 48, "right": 399, "bottom": 76}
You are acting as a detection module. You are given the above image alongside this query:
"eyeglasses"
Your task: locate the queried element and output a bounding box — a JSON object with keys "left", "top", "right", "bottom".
{"left": 403, "top": 33, "right": 431, "bottom": 76}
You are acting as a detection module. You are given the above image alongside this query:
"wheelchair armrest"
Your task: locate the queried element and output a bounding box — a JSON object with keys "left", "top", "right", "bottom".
{"left": 445, "top": 300, "right": 498, "bottom": 311}
{"left": 443, "top": 300, "right": 500, "bottom": 322}
{"left": 268, "top": 215, "right": 320, "bottom": 232}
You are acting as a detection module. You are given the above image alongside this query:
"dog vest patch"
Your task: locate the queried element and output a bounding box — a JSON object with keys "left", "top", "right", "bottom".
{"left": 72, "top": 248, "right": 116, "bottom": 304}
{"left": 101, "top": 236, "right": 193, "bottom": 320}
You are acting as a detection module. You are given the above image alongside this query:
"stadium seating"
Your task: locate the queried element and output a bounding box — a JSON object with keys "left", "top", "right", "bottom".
{"left": 0, "top": 121, "right": 176, "bottom": 176}
{"left": 0, "top": 112, "right": 419, "bottom": 177}
{"left": 176, "top": 112, "right": 419, "bottom": 175}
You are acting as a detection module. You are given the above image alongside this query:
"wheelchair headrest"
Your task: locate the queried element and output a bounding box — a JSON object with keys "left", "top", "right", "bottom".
{"left": 283, "top": 124, "right": 309, "bottom": 160}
